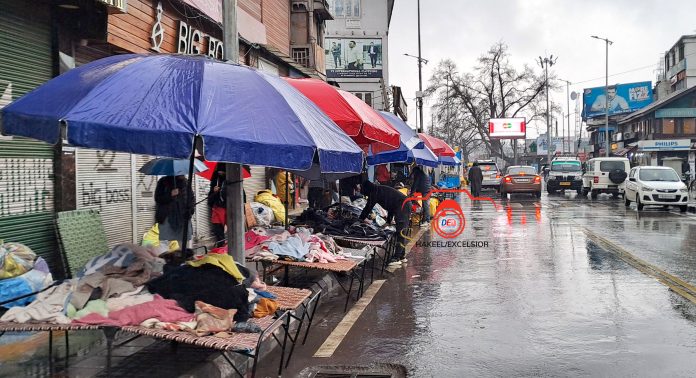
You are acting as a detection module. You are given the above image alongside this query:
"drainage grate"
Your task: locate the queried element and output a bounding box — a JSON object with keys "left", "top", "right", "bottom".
{"left": 299, "top": 364, "right": 406, "bottom": 378}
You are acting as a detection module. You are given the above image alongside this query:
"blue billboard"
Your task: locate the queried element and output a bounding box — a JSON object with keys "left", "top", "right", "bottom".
{"left": 582, "top": 81, "right": 653, "bottom": 120}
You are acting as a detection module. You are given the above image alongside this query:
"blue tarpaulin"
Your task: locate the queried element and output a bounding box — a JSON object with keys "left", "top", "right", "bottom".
{"left": 1, "top": 54, "right": 363, "bottom": 174}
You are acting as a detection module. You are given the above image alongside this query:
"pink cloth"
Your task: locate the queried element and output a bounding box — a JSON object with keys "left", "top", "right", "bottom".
{"left": 74, "top": 295, "right": 193, "bottom": 326}
{"left": 244, "top": 229, "right": 270, "bottom": 250}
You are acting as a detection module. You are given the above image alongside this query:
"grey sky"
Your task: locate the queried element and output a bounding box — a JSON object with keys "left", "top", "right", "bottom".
{"left": 389, "top": 0, "right": 696, "bottom": 137}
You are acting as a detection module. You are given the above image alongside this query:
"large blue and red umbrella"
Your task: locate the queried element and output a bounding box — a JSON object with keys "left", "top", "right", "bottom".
{"left": 1, "top": 54, "right": 363, "bottom": 174}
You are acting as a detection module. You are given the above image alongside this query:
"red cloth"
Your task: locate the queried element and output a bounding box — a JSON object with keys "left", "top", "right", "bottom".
{"left": 74, "top": 295, "right": 193, "bottom": 326}
{"left": 211, "top": 207, "right": 226, "bottom": 225}
{"left": 244, "top": 230, "right": 270, "bottom": 250}
{"left": 376, "top": 165, "right": 390, "bottom": 184}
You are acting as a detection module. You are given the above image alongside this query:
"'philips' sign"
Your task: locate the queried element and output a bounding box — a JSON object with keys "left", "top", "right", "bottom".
{"left": 638, "top": 139, "right": 692, "bottom": 151}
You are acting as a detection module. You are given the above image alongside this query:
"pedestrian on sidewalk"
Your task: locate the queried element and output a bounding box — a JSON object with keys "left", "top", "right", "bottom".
{"left": 155, "top": 175, "right": 195, "bottom": 249}
{"left": 358, "top": 180, "right": 411, "bottom": 266}
{"left": 468, "top": 162, "right": 483, "bottom": 197}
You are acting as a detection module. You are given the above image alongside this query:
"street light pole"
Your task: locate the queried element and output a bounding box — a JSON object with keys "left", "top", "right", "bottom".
{"left": 559, "top": 79, "right": 571, "bottom": 153}
{"left": 417, "top": 0, "right": 424, "bottom": 133}
{"left": 538, "top": 54, "right": 557, "bottom": 165}
{"left": 591, "top": 35, "right": 613, "bottom": 157}
{"left": 404, "top": 53, "right": 428, "bottom": 132}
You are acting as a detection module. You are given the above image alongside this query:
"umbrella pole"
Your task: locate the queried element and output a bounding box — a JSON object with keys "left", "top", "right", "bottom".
{"left": 182, "top": 141, "right": 197, "bottom": 253}
{"left": 284, "top": 170, "right": 289, "bottom": 229}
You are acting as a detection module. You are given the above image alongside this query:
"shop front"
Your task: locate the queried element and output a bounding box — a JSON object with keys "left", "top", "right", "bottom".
{"left": 636, "top": 139, "right": 695, "bottom": 178}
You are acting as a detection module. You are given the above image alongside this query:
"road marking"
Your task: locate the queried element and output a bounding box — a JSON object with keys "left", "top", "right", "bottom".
{"left": 313, "top": 279, "right": 386, "bottom": 358}
{"left": 583, "top": 227, "right": 696, "bottom": 304}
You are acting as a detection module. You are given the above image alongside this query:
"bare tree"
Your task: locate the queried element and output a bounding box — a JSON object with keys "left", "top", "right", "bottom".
{"left": 426, "top": 42, "right": 554, "bottom": 164}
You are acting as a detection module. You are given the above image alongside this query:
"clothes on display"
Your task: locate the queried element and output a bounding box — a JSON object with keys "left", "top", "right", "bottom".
{"left": 0, "top": 280, "right": 77, "bottom": 324}
{"left": 0, "top": 242, "right": 37, "bottom": 279}
{"left": 0, "top": 257, "right": 53, "bottom": 308}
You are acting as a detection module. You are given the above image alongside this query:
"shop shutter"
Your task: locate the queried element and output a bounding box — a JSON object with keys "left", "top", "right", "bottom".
{"left": 0, "top": 2, "right": 60, "bottom": 273}
{"left": 245, "top": 166, "right": 270, "bottom": 202}
{"left": 75, "top": 149, "right": 134, "bottom": 246}
{"left": 134, "top": 155, "right": 158, "bottom": 243}
{"left": 194, "top": 175, "right": 213, "bottom": 244}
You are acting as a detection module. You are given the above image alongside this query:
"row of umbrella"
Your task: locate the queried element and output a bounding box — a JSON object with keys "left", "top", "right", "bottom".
{"left": 0, "top": 54, "right": 457, "bottom": 252}
{"left": 1, "top": 54, "right": 456, "bottom": 174}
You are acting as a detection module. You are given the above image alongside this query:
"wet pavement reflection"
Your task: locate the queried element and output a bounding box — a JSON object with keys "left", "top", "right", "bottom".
{"left": 275, "top": 191, "right": 696, "bottom": 377}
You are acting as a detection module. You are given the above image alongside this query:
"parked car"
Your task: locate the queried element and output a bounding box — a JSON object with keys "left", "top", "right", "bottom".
{"left": 624, "top": 166, "right": 689, "bottom": 212}
{"left": 500, "top": 166, "right": 542, "bottom": 198}
{"left": 547, "top": 157, "right": 583, "bottom": 195}
{"left": 475, "top": 160, "right": 501, "bottom": 192}
{"left": 581, "top": 157, "right": 630, "bottom": 199}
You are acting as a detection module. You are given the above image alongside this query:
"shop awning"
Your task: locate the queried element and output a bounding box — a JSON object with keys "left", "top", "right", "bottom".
{"left": 613, "top": 145, "right": 637, "bottom": 157}
{"left": 440, "top": 156, "right": 461, "bottom": 166}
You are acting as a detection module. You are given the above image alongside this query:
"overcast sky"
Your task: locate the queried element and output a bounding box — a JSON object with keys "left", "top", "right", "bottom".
{"left": 388, "top": 0, "right": 696, "bottom": 138}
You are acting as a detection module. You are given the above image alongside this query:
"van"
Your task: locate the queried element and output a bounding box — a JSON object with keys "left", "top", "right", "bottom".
{"left": 581, "top": 157, "right": 630, "bottom": 199}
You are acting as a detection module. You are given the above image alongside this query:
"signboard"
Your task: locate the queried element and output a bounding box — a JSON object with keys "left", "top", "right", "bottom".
{"left": 655, "top": 108, "right": 696, "bottom": 118}
{"left": 582, "top": 81, "right": 653, "bottom": 120}
{"left": 488, "top": 118, "right": 526, "bottom": 139}
{"left": 638, "top": 139, "right": 692, "bottom": 151}
{"left": 325, "top": 38, "right": 383, "bottom": 79}
{"left": 536, "top": 135, "right": 564, "bottom": 156}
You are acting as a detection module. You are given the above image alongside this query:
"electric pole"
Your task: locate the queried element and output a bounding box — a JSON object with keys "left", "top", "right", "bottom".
{"left": 592, "top": 35, "right": 613, "bottom": 157}
{"left": 538, "top": 54, "right": 557, "bottom": 165}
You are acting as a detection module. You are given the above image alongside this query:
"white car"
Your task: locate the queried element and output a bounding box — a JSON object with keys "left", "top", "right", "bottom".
{"left": 581, "top": 157, "right": 630, "bottom": 199}
{"left": 624, "top": 166, "right": 690, "bottom": 212}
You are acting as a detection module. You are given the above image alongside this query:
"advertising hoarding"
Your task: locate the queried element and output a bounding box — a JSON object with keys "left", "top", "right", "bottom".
{"left": 489, "top": 118, "right": 526, "bottom": 139}
{"left": 536, "top": 135, "right": 566, "bottom": 156}
{"left": 325, "top": 38, "right": 383, "bottom": 79}
{"left": 582, "top": 81, "right": 653, "bottom": 120}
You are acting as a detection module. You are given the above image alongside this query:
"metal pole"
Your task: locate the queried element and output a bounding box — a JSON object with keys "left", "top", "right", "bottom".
{"left": 223, "top": 0, "right": 245, "bottom": 266}
{"left": 545, "top": 63, "right": 551, "bottom": 165}
{"left": 417, "top": 0, "right": 424, "bottom": 133}
{"left": 604, "top": 40, "right": 609, "bottom": 157}
{"left": 182, "top": 138, "right": 197, "bottom": 252}
{"left": 566, "top": 81, "right": 570, "bottom": 153}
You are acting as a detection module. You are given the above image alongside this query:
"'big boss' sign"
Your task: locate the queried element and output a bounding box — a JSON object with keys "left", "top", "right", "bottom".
{"left": 177, "top": 21, "right": 224, "bottom": 60}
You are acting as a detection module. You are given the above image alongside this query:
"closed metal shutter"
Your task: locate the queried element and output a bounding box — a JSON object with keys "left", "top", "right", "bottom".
{"left": 75, "top": 149, "right": 134, "bottom": 246}
{"left": 134, "top": 155, "right": 158, "bottom": 243}
{"left": 246, "top": 166, "right": 270, "bottom": 202}
{"left": 193, "top": 175, "right": 213, "bottom": 244}
{"left": 0, "top": 1, "right": 59, "bottom": 272}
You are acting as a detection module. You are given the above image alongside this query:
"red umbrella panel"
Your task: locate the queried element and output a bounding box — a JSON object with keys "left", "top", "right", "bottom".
{"left": 284, "top": 78, "right": 400, "bottom": 154}
{"left": 418, "top": 133, "right": 456, "bottom": 157}
{"left": 196, "top": 160, "right": 251, "bottom": 180}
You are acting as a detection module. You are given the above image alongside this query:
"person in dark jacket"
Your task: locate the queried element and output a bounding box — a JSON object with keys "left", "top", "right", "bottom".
{"left": 468, "top": 162, "right": 483, "bottom": 197}
{"left": 409, "top": 165, "right": 431, "bottom": 224}
{"left": 358, "top": 180, "right": 411, "bottom": 266}
{"left": 155, "top": 175, "right": 195, "bottom": 248}
{"left": 208, "top": 163, "right": 227, "bottom": 243}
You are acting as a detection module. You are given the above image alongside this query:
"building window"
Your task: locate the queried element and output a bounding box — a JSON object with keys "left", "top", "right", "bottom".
{"left": 292, "top": 47, "right": 310, "bottom": 67}
{"left": 328, "top": 0, "right": 360, "bottom": 18}
{"left": 663, "top": 118, "right": 675, "bottom": 134}
{"left": 684, "top": 118, "right": 696, "bottom": 135}
{"left": 352, "top": 92, "right": 372, "bottom": 106}
{"left": 679, "top": 43, "right": 685, "bottom": 61}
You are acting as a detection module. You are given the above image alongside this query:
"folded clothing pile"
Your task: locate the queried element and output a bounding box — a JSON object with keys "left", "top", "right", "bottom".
{"left": 0, "top": 242, "right": 53, "bottom": 308}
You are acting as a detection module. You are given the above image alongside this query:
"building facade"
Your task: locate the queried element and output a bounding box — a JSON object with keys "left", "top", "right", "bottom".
{"left": 324, "top": 0, "right": 395, "bottom": 110}
{"left": 618, "top": 86, "right": 696, "bottom": 177}
{"left": 655, "top": 35, "right": 696, "bottom": 99}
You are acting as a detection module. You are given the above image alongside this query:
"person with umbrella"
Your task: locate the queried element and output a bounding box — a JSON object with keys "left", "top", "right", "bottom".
{"left": 155, "top": 175, "right": 195, "bottom": 250}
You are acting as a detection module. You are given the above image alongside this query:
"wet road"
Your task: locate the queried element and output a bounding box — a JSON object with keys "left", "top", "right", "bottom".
{"left": 269, "top": 192, "right": 696, "bottom": 377}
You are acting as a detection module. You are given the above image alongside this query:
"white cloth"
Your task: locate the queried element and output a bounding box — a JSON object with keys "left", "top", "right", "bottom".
{"left": 346, "top": 46, "right": 362, "bottom": 64}
{"left": 1, "top": 280, "right": 77, "bottom": 324}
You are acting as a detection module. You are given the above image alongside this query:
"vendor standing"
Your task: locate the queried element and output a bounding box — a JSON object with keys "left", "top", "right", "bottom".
{"left": 207, "top": 163, "right": 227, "bottom": 243}
{"left": 155, "top": 175, "right": 195, "bottom": 249}
{"left": 409, "top": 165, "right": 431, "bottom": 225}
{"left": 358, "top": 180, "right": 411, "bottom": 267}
